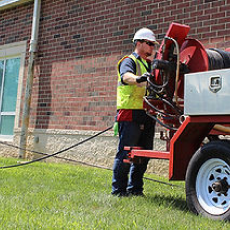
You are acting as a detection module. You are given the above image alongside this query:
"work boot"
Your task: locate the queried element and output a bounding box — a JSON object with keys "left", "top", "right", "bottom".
{"left": 127, "top": 191, "right": 145, "bottom": 197}
{"left": 111, "top": 191, "right": 128, "bottom": 197}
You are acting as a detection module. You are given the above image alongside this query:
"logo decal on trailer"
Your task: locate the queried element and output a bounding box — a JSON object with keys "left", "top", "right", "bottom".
{"left": 209, "top": 75, "right": 222, "bottom": 93}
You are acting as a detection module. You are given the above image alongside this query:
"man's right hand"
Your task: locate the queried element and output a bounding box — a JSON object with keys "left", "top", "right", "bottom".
{"left": 136, "top": 72, "right": 151, "bottom": 83}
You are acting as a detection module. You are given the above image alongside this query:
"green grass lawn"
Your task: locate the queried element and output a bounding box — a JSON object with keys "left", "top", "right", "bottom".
{"left": 0, "top": 157, "right": 229, "bottom": 229}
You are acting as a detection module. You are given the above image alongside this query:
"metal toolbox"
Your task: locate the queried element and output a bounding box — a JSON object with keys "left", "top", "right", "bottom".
{"left": 184, "top": 68, "right": 230, "bottom": 115}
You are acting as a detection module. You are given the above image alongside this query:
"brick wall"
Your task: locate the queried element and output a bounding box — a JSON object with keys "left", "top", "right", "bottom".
{"left": 0, "top": 3, "right": 32, "bottom": 45}
{"left": 1, "top": 0, "right": 230, "bottom": 131}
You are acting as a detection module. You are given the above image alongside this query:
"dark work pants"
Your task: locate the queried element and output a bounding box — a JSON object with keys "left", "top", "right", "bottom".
{"left": 112, "top": 118, "right": 155, "bottom": 194}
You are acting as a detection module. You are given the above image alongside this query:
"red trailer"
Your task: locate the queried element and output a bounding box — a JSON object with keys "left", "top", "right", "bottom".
{"left": 125, "top": 23, "right": 230, "bottom": 221}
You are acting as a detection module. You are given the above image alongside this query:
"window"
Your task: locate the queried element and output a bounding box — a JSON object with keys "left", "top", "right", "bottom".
{"left": 0, "top": 41, "right": 26, "bottom": 139}
{"left": 0, "top": 58, "right": 20, "bottom": 135}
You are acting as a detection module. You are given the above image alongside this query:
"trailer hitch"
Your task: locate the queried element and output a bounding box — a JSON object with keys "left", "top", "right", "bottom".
{"left": 123, "top": 146, "right": 145, "bottom": 164}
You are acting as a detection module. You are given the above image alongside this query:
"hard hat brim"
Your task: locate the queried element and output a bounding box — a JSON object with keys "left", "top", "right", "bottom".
{"left": 133, "top": 39, "right": 159, "bottom": 45}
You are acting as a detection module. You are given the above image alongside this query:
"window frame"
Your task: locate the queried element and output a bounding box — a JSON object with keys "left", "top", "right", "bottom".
{"left": 0, "top": 0, "right": 33, "bottom": 11}
{"left": 0, "top": 41, "right": 27, "bottom": 140}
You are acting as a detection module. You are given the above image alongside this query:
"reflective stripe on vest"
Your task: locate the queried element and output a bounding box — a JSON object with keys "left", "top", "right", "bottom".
{"left": 117, "top": 54, "right": 148, "bottom": 110}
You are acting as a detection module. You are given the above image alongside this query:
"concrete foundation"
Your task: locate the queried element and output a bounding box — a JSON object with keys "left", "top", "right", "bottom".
{"left": 1, "top": 128, "right": 169, "bottom": 177}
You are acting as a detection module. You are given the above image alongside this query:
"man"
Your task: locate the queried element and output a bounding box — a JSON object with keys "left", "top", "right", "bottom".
{"left": 112, "top": 28, "right": 158, "bottom": 197}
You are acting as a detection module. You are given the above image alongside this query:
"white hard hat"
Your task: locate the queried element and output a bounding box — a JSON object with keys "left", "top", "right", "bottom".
{"left": 133, "top": 27, "right": 159, "bottom": 44}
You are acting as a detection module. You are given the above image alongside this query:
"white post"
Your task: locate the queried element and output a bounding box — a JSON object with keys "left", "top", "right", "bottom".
{"left": 19, "top": 0, "right": 41, "bottom": 158}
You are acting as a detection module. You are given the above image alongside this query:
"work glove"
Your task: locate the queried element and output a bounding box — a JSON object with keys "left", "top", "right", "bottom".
{"left": 136, "top": 72, "right": 151, "bottom": 83}
{"left": 113, "top": 122, "right": 118, "bottom": 136}
{"left": 152, "top": 59, "right": 170, "bottom": 70}
{"left": 152, "top": 59, "right": 175, "bottom": 73}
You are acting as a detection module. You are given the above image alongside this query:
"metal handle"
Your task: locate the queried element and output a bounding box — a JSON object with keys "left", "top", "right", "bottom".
{"left": 209, "top": 75, "right": 222, "bottom": 93}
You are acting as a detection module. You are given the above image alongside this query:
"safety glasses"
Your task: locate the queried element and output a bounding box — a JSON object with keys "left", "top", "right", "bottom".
{"left": 144, "top": 40, "right": 155, "bottom": 47}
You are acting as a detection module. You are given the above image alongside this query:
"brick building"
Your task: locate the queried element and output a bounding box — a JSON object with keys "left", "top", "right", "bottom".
{"left": 0, "top": 0, "right": 229, "bottom": 173}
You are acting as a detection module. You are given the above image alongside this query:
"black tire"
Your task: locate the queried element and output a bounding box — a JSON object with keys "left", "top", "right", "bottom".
{"left": 185, "top": 140, "right": 230, "bottom": 221}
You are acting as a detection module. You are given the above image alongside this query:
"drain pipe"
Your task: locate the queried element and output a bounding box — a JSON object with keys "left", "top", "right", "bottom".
{"left": 19, "top": 0, "right": 41, "bottom": 158}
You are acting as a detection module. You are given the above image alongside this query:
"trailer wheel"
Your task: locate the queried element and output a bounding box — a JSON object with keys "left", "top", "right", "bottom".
{"left": 185, "top": 141, "right": 230, "bottom": 221}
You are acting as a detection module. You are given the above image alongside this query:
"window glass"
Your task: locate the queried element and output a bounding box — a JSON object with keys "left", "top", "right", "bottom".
{"left": 0, "top": 115, "right": 15, "bottom": 135}
{"left": 0, "top": 57, "right": 20, "bottom": 136}
{"left": 1, "top": 58, "right": 20, "bottom": 112}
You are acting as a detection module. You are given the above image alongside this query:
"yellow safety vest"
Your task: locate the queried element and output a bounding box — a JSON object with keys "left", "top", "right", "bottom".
{"left": 117, "top": 54, "right": 148, "bottom": 110}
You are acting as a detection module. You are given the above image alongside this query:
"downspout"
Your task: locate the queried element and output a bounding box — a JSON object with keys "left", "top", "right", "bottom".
{"left": 19, "top": 0, "right": 41, "bottom": 158}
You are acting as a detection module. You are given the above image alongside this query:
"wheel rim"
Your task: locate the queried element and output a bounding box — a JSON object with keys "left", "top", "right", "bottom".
{"left": 196, "top": 158, "right": 230, "bottom": 215}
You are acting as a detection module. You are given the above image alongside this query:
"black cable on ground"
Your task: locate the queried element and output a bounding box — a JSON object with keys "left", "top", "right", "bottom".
{"left": 0, "top": 126, "right": 184, "bottom": 189}
{"left": 0, "top": 126, "right": 113, "bottom": 169}
{"left": 143, "top": 176, "right": 184, "bottom": 189}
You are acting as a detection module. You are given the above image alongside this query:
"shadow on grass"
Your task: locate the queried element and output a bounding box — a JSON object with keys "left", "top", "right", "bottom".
{"left": 146, "top": 194, "right": 188, "bottom": 212}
